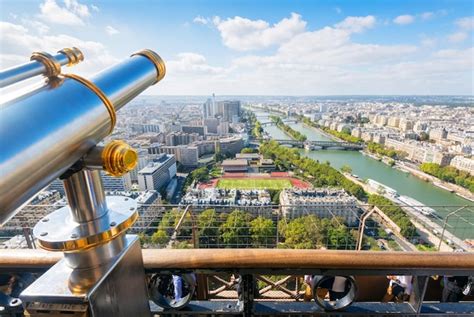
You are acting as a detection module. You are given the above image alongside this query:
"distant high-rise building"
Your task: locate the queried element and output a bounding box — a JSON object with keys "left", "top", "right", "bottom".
{"left": 101, "top": 171, "right": 129, "bottom": 191}
{"left": 138, "top": 154, "right": 177, "bottom": 191}
{"left": 182, "top": 125, "right": 207, "bottom": 136}
{"left": 217, "top": 100, "right": 241, "bottom": 122}
{"left": 203, "top": 98, "right": 212, "bottom": 119}
{"left": 48, "top": 171, "right": 132, "bottom": 193}
{"left": 165, "top": 132, "right": 200, "bottom": 146}
{"left": 204, "top": 118, "right": 220, "bottom": 134}
{"left": 179, "top": 146, "right": 199, "bottom": 167}
{"left": 217, "top": 121, "right": 229, "bottom": 135}
{"left": 218, "top": 136, "right": 244, "bottom": 155}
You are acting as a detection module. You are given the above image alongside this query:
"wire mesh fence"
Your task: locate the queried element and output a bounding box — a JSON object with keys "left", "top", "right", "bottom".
{"left": 1, "top": 202, "right": 473, "bottom": 252}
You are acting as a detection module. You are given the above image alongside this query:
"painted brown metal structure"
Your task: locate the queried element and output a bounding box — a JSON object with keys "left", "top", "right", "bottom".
{"left": 1, "top": 249, "right": 473, "bottom": 272}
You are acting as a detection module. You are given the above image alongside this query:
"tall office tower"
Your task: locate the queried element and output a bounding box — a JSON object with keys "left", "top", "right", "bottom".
{"left": 203, "top": 98, "right": 212, "bottom": 119}
{"left": 218, "top": 100, "right": 241, "bottom": 122}
{"left": 137, "top": 154, "right": 177, "bottom": 191}
{"left": 211, "top": 93, "right": 217, "bottom": 117}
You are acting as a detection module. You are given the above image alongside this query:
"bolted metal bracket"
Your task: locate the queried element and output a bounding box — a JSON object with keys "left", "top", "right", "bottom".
{"left": 33, "top": 196, "right": 137, "bottom": 252}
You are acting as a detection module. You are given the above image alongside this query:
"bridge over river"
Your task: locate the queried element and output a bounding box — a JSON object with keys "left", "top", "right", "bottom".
{"left": 256, "top": 139, "right": 364, "bottom": 150}
{"left": 260, "top": 119, "right": 298, "bottom": 126}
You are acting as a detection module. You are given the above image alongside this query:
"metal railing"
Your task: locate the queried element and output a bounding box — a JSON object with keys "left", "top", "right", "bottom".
{"left": 2, "top": 203, "right": 473, "bottom": 252}
{"left": 0, "top": 249, "right": 473, "bottom": 316}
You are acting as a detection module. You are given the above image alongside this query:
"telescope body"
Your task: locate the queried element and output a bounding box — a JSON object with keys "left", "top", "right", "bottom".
{"left": 0, "top": 51, "right": 164, "bottom": 224}
{"left": 0, "top": 48, "right": 84, "bottom": 88}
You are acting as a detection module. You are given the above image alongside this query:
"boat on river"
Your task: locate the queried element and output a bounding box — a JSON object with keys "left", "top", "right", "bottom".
{"left": 397, "top": 195, "right": 437, "bottom": 217}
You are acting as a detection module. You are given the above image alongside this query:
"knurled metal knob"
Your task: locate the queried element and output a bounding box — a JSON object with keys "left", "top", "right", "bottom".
{"left": 102, "top": 140, "right": 138, "bottom": 176}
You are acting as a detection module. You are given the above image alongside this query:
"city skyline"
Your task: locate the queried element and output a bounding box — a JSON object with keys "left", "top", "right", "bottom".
{"left": 1, "top": 0, "right": 473, "bottom": 95}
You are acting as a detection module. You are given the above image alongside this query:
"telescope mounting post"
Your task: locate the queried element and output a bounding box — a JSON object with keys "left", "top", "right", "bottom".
{"left": 20, "top": 147, "right": 151, "bottom": 316}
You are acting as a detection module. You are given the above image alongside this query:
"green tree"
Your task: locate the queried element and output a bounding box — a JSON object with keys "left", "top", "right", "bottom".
{"left": 419, "top": 132, "right": 429, "bottom": 141}
{"left": 327, "top": 224, "right": 354, "bottom": 249}
{"left": 278, "top": 215, "right": 323, "bottom": 249}
{"left": 241, "top": 147, "right": 257, "bottom": 154}
{"left": 368, "top": 194, "right": 417, "bottom": 239}
{"left": 250, "top": 216, "right": 275, "bottom": 247}
{"left": 193, "top": 167, "right": 209, "bottom": 181}
{"left": 268, "top": 189, "right": 281, "bottom": 204}
{"left": 420, "top": 162, "right": 474, "bottom": 193}
{"left": 151, "top": 229, "right": 169, "bottom": 245}
{"left": 220, "top": 210, "right": 252, "bottom": 247}
{"left": 340, "top": 164, "right": 352, "bottom": 174}
{"left": 197, "top": 209, "right": 220, "bottom": 247}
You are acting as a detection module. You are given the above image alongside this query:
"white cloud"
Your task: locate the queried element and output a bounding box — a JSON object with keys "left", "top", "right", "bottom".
{"left": 447, "top": 32, "right": 468, "bottom": 43}
{"left": 420, "top": 12, "right": 434, "bottom": 20}
{"left": 153, "top": 13, "right": 473, "bottom": 95}
{"left": 212, "top": 12, "right": 306, "bottom": 51}
{"left": 91, "top": 4, "right": 100, "bottom": 12}
{"left": 159, "top": 14, "right": 464, "bottom": 95}
{"left": 39, "top": 0, "right": 93, "bottom": 26}
{"left": 105, "top": 25, "right": 119, "bottom": 35}
{"left": 193, "top": 16, "right": 209, "bottom": 25}
{"left": 167, "top": 53, "right": 224, "bottom": 74}
{"left": 0, "top": 21, "right": 119, "bottom": 73}
{"left": 420, "top": 36, "right": 437, "bottom": 47}
{"left": 456, "top": 16, "right": 474, "bottom": 30}
{"left": 21, "top": 19, "right": 50, "bottom": 34}
{"left": 335, "top": 15, "right": 376, "bottom": 33}
{"left": 393, "top": 15, "right": 415, "bottom": 25}
{"left": 64, "top": 0, "right": 90, "bottom": 18}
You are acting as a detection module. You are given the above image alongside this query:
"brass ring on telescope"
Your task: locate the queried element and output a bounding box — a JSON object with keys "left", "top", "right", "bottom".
{"left": 62, "top": 74, "right": 116, "bottom": 134}
{"left": 131, "top": 49, "right": 166, "bottom": 84}
{"left": 31, "top": 51, "right": 61, "bottom": 78}
{"left": 37, "top": 210, "right": 138, "bottom": 252}
{"left": 58, "top": 47, "right": 84, "bottom": 66}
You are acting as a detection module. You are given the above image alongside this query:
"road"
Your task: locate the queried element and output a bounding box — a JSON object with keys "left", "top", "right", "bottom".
{"left": 344, "top": 173, "right": 469, "bottom": 252}
{"left": 171, "top": 175, "right": 187, "bottom": 204}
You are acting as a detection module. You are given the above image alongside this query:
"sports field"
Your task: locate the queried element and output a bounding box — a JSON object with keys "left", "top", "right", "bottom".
{"left": 217, "top": 178, "right": 293, "bottom": 190}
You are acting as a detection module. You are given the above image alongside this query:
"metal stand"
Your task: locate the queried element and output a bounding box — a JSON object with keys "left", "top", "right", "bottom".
{"left": 20, "top": 169, "right": 150, "bottom": 316}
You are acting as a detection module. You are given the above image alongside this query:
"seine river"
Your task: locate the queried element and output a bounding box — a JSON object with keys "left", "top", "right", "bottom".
{"left": 256, "top": 112, "right": 473, "bottom": 238}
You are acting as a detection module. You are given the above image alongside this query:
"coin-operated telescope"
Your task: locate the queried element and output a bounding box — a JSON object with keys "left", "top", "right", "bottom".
{"left": 0, "top": 47, "right": 166, "bottom": 316}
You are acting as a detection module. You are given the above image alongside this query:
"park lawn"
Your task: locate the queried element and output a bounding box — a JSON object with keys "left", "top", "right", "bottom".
{"left": 217, "top": 178, "right": 292, "bottom": 190}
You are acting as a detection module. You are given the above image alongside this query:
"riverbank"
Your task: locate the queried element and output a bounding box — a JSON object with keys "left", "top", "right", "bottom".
{"left": 343, "top": 173, "right": 455, "bottom": 252}
{"left": 298, "top": 118, "right": 473, "bottom": 201}
{"left": 396, "top": 162, "right": 474, "bottom": 202}
{"left": 361, "top": 151, "right": 474, "bottom": 202}
{"left": 301, "top": 122, "right": 345, "bottom": 142}
{"left": 271, "top": 116, "right": 306, "bottom": 141}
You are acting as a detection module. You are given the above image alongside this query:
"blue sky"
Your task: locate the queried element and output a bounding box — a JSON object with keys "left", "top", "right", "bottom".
{"left": 1, "top": 0, "right": 473, "bottom": 95}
